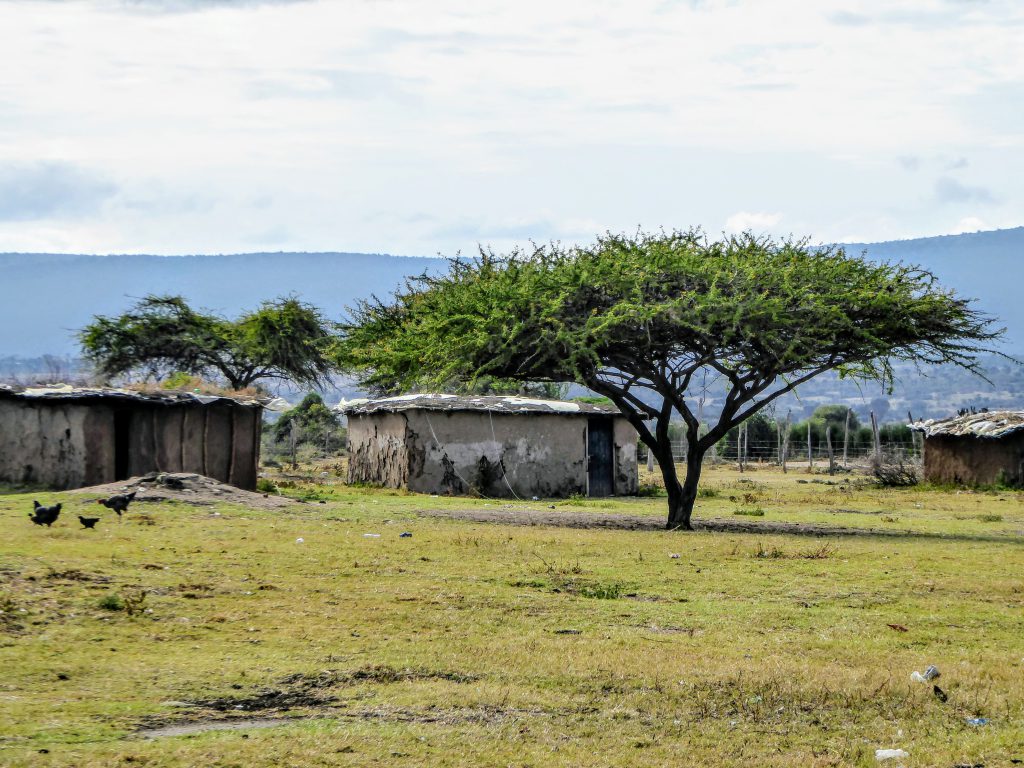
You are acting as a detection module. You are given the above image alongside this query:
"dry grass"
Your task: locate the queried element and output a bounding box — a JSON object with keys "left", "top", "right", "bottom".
{"left": 1, "top": 466, "right": 1022, "bottom": 766}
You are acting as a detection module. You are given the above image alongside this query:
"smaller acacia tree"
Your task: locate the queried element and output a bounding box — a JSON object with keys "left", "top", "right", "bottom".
{"left": 338, "top": 230, "right": 1002, "bottom": 529}
{"left": 80, "top": 295, "right": 336, "bottom": 390}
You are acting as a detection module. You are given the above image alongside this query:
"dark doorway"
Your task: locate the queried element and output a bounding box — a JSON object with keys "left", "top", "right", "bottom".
{"left": 113, "top": 410, "right": 131, "bottom": 481}
{"left": 587, "top": 417, "right": 614, "bottom": 496}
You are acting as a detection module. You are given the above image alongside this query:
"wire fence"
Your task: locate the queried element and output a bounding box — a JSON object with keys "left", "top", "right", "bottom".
{"left": 640, "top": 439, "right": 922, "bottom": 466}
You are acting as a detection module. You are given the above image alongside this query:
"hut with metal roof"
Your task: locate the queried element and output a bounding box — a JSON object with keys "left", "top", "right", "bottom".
{"left": 0, "top": 384, "right": 264, "bottom": 490}
{"left": 342, "top": 394, "right": 638, "bottom": 498}
{"left": 910, "top": 410, "right": 1024, "bottom": 486}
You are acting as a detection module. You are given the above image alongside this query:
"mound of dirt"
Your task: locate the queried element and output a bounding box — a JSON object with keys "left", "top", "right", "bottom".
{"left": 71, "top": 472, "right": 299, "bottom": 510}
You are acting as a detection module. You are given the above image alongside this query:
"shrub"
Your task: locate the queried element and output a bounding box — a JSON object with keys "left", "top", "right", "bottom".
{"left": 98, "top": 594, "right": 124, "bottom": 611}
{"left": 873, "top": 460, "right": 920, "bottom": 487}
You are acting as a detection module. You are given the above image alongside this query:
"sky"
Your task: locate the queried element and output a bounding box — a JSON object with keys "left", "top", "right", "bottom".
{"left": 0, "top": 0, "right": 1021, "bottom": 257}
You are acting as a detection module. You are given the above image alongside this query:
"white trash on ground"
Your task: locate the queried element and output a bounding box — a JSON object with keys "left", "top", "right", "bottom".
{"left": 875, "top": 748, "right": 909, "bottom": 761}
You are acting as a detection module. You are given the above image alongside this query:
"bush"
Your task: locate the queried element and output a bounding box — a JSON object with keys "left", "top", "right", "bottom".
{"left": 98, "top": 594, "right": 124, "bottom": 611}
{"left": 873, "top": 460, "right": 920, "bottom": 487}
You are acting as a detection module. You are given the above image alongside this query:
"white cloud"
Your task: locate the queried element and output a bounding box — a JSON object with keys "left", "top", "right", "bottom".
{"left": 724, "top": 211, "right": 783, "bottom": 234}
{"left": 950, "top": 216, "right": 989, "bottom": 234}
{"left": 0, "top": 0, "right": 1020, "bottom": 254}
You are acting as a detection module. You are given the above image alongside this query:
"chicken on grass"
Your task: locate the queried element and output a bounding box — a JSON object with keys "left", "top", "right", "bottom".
{"left": 97, "top": 491, "right": 137, "bottom": 519}
{"left": 78, "top": 516, "right": 100, "bottom": 529}
{"left": 29, "top": 502, "right": 61, "bottom": 527}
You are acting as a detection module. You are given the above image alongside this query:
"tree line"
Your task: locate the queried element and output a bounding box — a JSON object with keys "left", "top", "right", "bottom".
{"left": 78, "top": 229, "right": 1004, "bottom": 528}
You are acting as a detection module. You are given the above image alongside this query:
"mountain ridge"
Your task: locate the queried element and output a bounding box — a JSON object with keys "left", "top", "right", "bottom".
{"left": 2, "top": 227, "right": 1022, "bottom": 356}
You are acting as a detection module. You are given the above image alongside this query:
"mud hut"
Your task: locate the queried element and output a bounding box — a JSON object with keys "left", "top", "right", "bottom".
{"left": 910, "top": 410, "right": 1024, "bottom": 486}
{"left": 0, "top": 384, "right": 264, "bottom": 490}
{"left": 343, "top": 394, "right": 638, "bottom": 498}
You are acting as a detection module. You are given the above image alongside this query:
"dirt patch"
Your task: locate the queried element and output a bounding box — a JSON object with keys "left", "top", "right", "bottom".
{"left": 70, "top": 472, "right": 299, "bottom": 510}
{"left": 417, "top": 507, "right": 900, "bottom": 537}
{"left": 177, "top": 665, "right": 479, "bottom": 717}
{"left": 136, "top": 705, "right": 552, "bottom": 739}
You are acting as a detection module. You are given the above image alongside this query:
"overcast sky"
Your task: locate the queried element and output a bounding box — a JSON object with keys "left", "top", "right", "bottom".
{"left": 0, "top": 0, "right": 1021, "bottom": 256}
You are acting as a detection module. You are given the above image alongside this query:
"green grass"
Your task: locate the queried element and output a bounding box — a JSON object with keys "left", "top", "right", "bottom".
{"left": 0, "top": 466, "right": 1022, "bottom": 766}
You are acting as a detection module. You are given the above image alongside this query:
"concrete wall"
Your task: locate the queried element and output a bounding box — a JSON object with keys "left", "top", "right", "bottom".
{"left": 923, "top": 433, "right": 1024, "bottom": 486}
{"left": 0, "top": 398, "right": 261, "bottom": 490}
{"left": 346, "top": 409, "right": 638, "bottom": 498}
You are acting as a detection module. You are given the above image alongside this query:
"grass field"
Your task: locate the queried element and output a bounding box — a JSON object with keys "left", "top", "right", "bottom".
{"left": 2, "top": 466, "right": 1023, "bottom": 767}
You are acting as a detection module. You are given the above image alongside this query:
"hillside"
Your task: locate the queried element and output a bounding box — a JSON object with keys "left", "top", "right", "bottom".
{"left": 0, "top": 251, "right": 444, "bottom": 356}
{"left": 2, "top": 227, "right": 1021, "bottom": 358}
{"left": 1, "top": 229, "right": 1021, "bottom": 419}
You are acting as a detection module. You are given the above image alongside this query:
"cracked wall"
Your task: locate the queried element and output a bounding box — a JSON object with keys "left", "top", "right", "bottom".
{"left": 347, "top": 409, "right": 638, "bottom": 498}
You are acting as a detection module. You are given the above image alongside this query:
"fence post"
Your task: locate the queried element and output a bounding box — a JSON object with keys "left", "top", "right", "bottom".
{"left": 781, "top": 411, "right": 791, "bottom": 474}
{"left": 826, "top": 426, "right": 835, "bottom": 475}
{"left": 842, "top": 409, "right": 850, "bottom": 468}
{"left": 870, "top": 411, "right": 882, "bottom": 467}
{"left": 807, "top": 420, "right": 813, "bottom": 472}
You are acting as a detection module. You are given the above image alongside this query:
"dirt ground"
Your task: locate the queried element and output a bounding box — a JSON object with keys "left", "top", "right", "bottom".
{"left": 69, "top": 472, "right": 299, "bottom": 510}
{"left": 417, "top": 505, "right": 918, "bottom": 537}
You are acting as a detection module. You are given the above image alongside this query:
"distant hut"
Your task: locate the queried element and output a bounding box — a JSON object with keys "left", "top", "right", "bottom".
{"left": 0, "top": 384, "right": 264, "bottom": 490}
{"left": 343, "top": 394, "right": 638, "bottom": 498}
{"left": 910, "top": 410, "right": 1024, "bottom": 486}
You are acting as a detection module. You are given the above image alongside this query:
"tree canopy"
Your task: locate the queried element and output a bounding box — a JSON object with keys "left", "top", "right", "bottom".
{"left": 80, "top": 295, "right": 336, "bottom": 391}
{"left": 338, "top": 230, "right": 1003, "bottom": 528}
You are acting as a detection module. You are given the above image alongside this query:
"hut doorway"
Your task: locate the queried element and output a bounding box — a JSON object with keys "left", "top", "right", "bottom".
{"left": 113, "top": 409, "right": 131, "bottom": 480}
{"left": 587, "top": 417, "right": 614, "bottom": 496}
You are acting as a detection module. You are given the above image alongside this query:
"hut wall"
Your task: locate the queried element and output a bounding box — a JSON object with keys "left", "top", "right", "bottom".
{"left": 127, "top": 403, "right": 259, "bottom": 489}
{"left": 347, "top": 412, "right": 412, "bottom": 488}
{"left": 0, "top": 399, "right": 115, "bottom": 488}
{"left": 401, "top": 410, "right": 592, "bottom": 498}
{"left": 924, "top": 433, "right": 1024, "bottom": 486}
{"left": 0, "top": 399, "right": 260, "bottom": 491}
{"left": 613, "top": 418, "right": 639, "bottom": 496}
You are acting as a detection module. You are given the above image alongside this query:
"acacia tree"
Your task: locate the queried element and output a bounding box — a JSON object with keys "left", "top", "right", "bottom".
{"left": 338, "top": 230, "right": 1001, "bottom": 529}
{"left": 80, "top": 295, "right": 336, "bottom": 390}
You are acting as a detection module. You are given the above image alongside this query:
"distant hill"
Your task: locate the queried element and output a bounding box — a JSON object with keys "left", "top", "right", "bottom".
{"left": 842, "top": 227, "right": 1023, "bottom": 353}
{"left": 1, "top": 227, "right": 1021, "bottom": 357}
{"left": 0, "top": 251, "right": 444, "bottom": 356}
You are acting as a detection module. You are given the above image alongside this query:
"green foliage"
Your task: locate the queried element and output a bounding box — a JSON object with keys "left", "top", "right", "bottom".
{"left": 338, "top": 229, "right": 1002, "bottom": 526}
{"left": 80, "top": 295, "right": 336, "bottom": 390}
{"left": 97, "top": 594, "right": 123, "bottom": 611}
{"left": 573, "top": 395, "right": 614, "bottom": 406}
{"left": 576, "top": 582, "right": 624, "bottom": 600}
{"left": 256, "top": 478, "right": 278, "bottom": 494}
{"left": 272, "top": 393, "right": 340, "bottom": 442}
{"left": 734, "top": 508, "right": 766, "bottom": 517}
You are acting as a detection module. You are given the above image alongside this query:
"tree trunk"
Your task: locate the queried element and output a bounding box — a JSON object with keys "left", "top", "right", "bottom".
{"left": 664, "top": 446, "right": 703, "bottom": 530}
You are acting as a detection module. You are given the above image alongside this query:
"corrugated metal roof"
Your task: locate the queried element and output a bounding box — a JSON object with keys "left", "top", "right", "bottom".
{"left": 910, "top": 410, "right": 1024, "bottom": 439}
{"left": 0, "top": 383, "right": 265, "bottom": 409}
{"left": 342, "top": 393, "right": 620, "bottom": 416}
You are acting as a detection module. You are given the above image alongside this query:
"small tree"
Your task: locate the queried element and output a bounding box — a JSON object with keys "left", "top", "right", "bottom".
{"left": 338, "top": 230, "right": 1001, "bottom": 529}
{"left": 80, "top": 295, "right": 336, "bottom": 391}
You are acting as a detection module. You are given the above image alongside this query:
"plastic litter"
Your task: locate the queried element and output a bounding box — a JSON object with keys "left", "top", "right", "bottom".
{"left": 362, "top": 533, "right": 381, "bottom": 538}
{"left": 399, "top": 532, "right": 413, "bottom": 538}
{"left": 295, "top": 537, "right": 304, "bottom": 543}
{"left": 875, "top": 748, "right": 909, "bottom": 761}
{"left": 670, "top": 553, "right": 681, "bottom": 559}
{"left": 911, "top": 664, "right": 939, "bottom": 683}
{"left": 933, "top": 684, "right": 948, "bottom": 702}
{"left": 966, "top": 717, "right": 989, "bottom": 726}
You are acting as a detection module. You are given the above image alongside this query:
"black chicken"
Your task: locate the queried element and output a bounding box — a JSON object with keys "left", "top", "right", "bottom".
{"left": 78, "top": 516, "right": 100, "bottom": 529}
{"left": 97, "top": 491, "right": 137, "bottom": 518}
{"left": 29, "top": 501, "right": 62, "bottom": 527}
